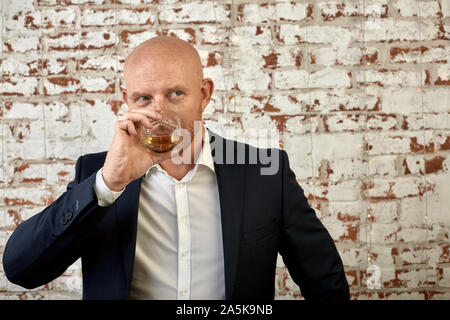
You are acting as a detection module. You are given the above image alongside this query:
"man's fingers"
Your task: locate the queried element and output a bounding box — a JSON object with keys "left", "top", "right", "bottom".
{"left": 121, "top": 112, "right": 154, "bottom": 129}
{"left": 125, "top": 109, "right": 163, "bottom": 125}
{"left": 117, "top": 119, "right": 137, "bottom": 136}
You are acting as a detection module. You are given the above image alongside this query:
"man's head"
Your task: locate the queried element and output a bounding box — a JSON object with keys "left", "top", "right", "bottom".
{"left": 123, "top": 36, "right": 214, "bottom": 136}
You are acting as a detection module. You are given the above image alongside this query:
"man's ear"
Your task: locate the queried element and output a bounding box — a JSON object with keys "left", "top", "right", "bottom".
{"left": 200, "top": 78, "right": 214, "bottom": 111}
{"left": 122, "top": 90, "right": 128, "bottom": 105}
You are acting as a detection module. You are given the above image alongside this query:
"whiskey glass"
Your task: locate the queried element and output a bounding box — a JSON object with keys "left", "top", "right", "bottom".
{"left": 142, "top": 107, "right": 181, "bottom": 154}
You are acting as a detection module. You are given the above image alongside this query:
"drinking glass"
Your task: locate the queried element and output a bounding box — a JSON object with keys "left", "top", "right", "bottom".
{"left": 142, "top": 108, "right": 181, "bottom": 154}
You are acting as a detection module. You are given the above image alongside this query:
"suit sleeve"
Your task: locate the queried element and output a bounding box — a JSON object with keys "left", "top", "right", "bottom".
{"left": 2, "top": 155, "right": 101, "bottom": 289}
{"left": 278, "top": 150, "right": 350, "bottom": 300}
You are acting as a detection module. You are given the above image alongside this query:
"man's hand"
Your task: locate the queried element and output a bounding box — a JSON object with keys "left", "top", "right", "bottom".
{"left": 102, "top": 108, "right": 167, "bottom": 191}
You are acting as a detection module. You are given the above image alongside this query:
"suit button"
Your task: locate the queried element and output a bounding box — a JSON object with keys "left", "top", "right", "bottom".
{"left": 66, "top": 211, "right": 73, "bottom": 220}
{"left": 60, "top": 216, "right": 68, "bottom": 225}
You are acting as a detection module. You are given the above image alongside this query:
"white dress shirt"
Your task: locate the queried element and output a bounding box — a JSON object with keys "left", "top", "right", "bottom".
{"left": 93, "top": 129, "right": 226, "bottom": 300}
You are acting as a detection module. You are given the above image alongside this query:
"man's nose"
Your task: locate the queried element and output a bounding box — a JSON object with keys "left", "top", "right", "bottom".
{"left": 152, "top": 96, "right": 165, "bottom": 111}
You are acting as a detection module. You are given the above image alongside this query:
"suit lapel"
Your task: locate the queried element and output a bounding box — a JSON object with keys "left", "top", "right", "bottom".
{"left": 209, "top": 129, "right": 245, "bottom": 299}
{"left": 114, "top": 176, "right": 143, "bottom": 297}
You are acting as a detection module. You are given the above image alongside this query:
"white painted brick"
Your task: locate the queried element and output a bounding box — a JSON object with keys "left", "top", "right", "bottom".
{"left": 327, "top": 201, "right": 364, "bottom": 222}
{"left": 46, "top": 118, "right": 82, "bottom": 140}
{"left": 204, "top": 67, "right": 226, "bottom": 93}
{"left": 80, "top": 76, "right": 114, "bottom": 93}
{"left": 4, "top": 120, "right": 45, "bottom": 141}
{"left": 1, "top": 52, "right": 40, "bottom": 76}
{"left": 325, "top": 113, "right": 364, "bottom": 132}
{"left": 369, "top": 201, "right": 398, "bottom": 223}
{"left": 398, "top": 245, "right": 440, "bottom": 267}
{"left": 43, "top": 103, "right": 70, "bottom": 123}
{"left": 368, "top": 155, "right": 397, "bottom": 177}
{"left": 316, "top": 180, "right": 361, "bottom": 201}
{"left": 322, "top": 158, "right": 364, "bottom": 182}
{"left": 46, "top": 138, "right": 82, "bottom": 160}
{"left": 81, "top": 30, "right": 116, "bottom": 49}
{"left": 81, "top": 100, "right": 118, "bottom": 120}
{"left": 4, "top": 2, "right": 40, "bottom": 30}
{"left": 1, "top": 102, "right": 43, "bottom": 119}
{"left": 312, "top": 132, "right": 363, "bottom": 160}
{"left": 81, "top": 119, "right": 115, "bottom": 153}
{"left": 3, "top": 186, "right": 53, "bottom": 207}
{"left": 426, "top": 173, "right": 450, "bottom": 225}
{"left": 366, "top": 131, "right": 433, "bottom": 156}
{"left": 282, "top": 134, "right": 313, "bottom": 180}
{"left": 4, "top": 31, "right": 40, "bottom": 53}
{"left": 162, "top": 28, "right": 195, "bottom": 43}
{"left": 368, "top": 177, "right": 427, "bottom": 199}
{"left": 4, "top": 140, "right": 46, "bottom": 160}
{"left": 440, "top": 266, "right": 450, "bottom": 287}
{"left": 235, "top": 69, "right": 271, "bottom": 91}
{"left": 310, "top": 67, "right": 351, "bottom": 88}
{"left": 317, "top": 1, "right": 359, "bottom": 20}
{"left": 43, "top": 77, "right": 80, "bottom": 95}
{"left": 237, "top": 3, "right": 274, "bottom": 24}
{"left": 121, "top": 30, "right": 158, "bottom": 49}
{"left": 2, "top": 76, "right": 38, "bottom": 97}
{"left": 356, "top": 69, "right": 425, "bottom": 87}
{"left": 391, "top": 46, "right": 450, "bottom": 64}
{"left": 436, "top": 64, "right": 450, "bottom": 83}
{"left": 393, "top": 0, "right": 441, "bottom": 18}
{"left": 365, "top": 223, "right": 400, "bottom": 244}
{"left": 285, "top": 116, "right": 320, "bottom": 134}
{"left": 46, "top": 162, "right": 76, "bottom": 185}
{"left": 81, "top": 9, "right": 155, "bottom": 26}
{"left": 368, "top": 245, "right": 396, "bottom": 268}
{"left": 338, "top": 247, "right": 363, "bottom": 267}
{"left": 397, "top": 226, "right": 440, "bottom": 243}
{"left": 159, "top": 1, "right": 229, "bottom": 23}
{"left": 364, "top": 19, "right": 439, "bottom": 42}
{"left": 443, "top": 0, "right": 450, "bottom": 18}
{"left": 275, "top": 2, "right": 309, "bottom": 21}
{"left": 381, "top": 87, "right": 422, "bottom": 114}
{"left": 279, "top": 25, "right": 358, "bottom": 49}
{"left": 44, "top": 32, "right": 80, "bottom": 50}
{"left": 42, "top": 8, "right": 77, "bottom": 29}
{"left": 310, "top": 46, "right": 362, "bottom": 66}
{"left": 424, "top": 114, "right": 450, "bottom": 130}
{"left": 274, "top": 69, "right": 308, "bottom": 89}
{"left": 232, "top": 26, "right": 272, "bottom": 46}
{"left": 403, "top": 154, "right": 424, "bottom": 175}
{"left": 197, "top": 26, "right": 229, "bottom": 45}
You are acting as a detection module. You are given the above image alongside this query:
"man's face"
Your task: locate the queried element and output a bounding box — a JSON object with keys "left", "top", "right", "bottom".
{"left": 123, "top": 49, "right": 207, "bottom": 138}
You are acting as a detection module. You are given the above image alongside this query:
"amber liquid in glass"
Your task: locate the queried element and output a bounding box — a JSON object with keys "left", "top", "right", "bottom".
{"left": 144, "top": 135, "right": 179, "bottom": 153}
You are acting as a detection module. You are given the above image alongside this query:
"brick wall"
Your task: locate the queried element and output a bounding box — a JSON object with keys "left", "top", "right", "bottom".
{"left": 0, "top": 0, "right": 449, "bottom": 300}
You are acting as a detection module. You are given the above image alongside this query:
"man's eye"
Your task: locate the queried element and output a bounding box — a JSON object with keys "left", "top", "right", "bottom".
{"left": 173, "top": 90, "right": 183, "bottom": 97}
{"left": 138, "top": 96, "right": 151, "bottom": 102}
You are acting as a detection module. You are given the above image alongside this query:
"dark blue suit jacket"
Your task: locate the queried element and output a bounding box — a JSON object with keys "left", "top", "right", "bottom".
{"left": 3, "top": 130, "right": 349, "bottom": 300}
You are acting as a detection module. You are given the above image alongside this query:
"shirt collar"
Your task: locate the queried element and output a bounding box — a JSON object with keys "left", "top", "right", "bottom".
{"left": 144, "top": 126, "right": 215, "bottom": 178}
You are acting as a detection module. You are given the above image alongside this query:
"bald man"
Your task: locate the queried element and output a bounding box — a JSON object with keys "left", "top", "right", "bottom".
{"left": 3, "top": 37, "right": 349, "bottom": 300}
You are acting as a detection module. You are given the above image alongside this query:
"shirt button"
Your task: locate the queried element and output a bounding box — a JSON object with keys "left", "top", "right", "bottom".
{"left": 181, "top": 289, "right": 187, "bottom": 296}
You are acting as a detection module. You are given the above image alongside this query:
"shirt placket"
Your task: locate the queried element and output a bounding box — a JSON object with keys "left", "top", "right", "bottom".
{"left": 175, "top": 182, "right": 191, "bottom": 299}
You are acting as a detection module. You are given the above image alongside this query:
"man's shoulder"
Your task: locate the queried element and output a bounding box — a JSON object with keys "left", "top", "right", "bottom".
{"left": 76, "top": 151, "right": 108, "bottom": 179}
{"left": 79, "top": 151, "right": 108, "bottom": 164}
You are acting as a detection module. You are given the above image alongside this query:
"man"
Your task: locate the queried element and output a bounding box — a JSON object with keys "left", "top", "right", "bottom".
{"left": 3, "top": 36, "right": 349, "bottom": 300}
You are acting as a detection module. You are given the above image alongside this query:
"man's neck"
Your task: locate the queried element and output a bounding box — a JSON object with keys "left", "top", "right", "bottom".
{"left": 159, "top": 125, "right": 205, "bottom": 181}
